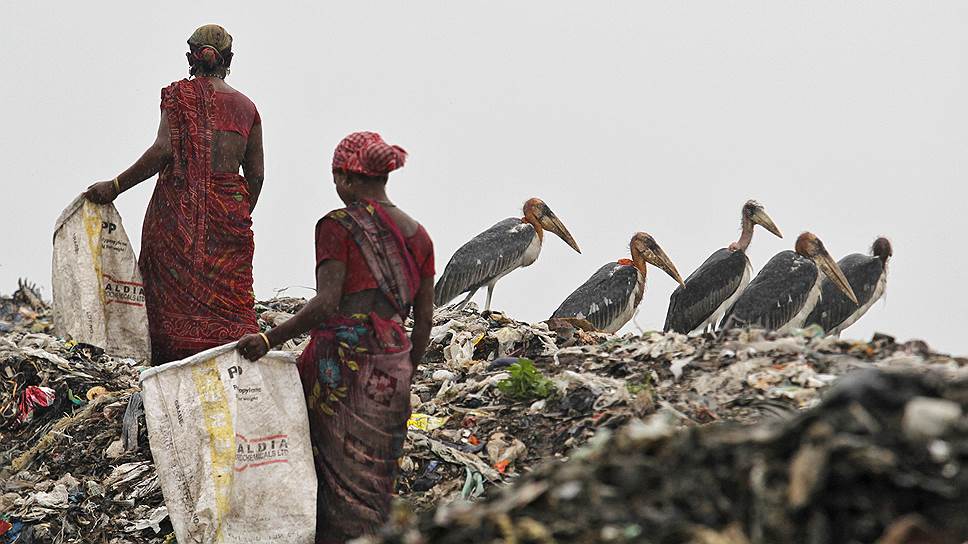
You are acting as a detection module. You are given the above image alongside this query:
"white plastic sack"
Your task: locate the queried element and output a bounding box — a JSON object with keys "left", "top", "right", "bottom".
{"left": 52, "top": 195, "right": 150, "bottom": 360}
{"left": 141, "top": 343, "right": 316, "bottom": 543}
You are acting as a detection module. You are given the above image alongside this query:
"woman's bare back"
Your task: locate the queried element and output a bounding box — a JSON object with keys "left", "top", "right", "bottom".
{"left": 339, "top": 205, "right": 424, "bottom": 318}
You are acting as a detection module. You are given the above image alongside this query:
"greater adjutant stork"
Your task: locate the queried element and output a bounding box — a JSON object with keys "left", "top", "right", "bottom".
{"left": 720, "top": 232, "right": 858, "bottom": 333}
{"left": 805, "top": 237, "right": 892, "bottom": 335}
{"left": 435, "top": 198, "right": 580, "bottom": 311}
{"left": 550, "top": 232, "right": 684, "bottom": 333}
{"left": 664, "top": 200, "right": 782, "bottom": 334}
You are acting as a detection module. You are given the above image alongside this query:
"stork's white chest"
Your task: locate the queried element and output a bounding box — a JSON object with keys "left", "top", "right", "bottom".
{"left": 519, "top": 231, "right": 543, "bottom": 268}
{"left": 779, "top": 274, "right": 823, "bottom": 333}
{"left": 831, "top": 269, "right": 887, "bottom": 335}
{"left": 602, "top": 268, "right": 645, "bottom": 333}
{"left": 691, "top": 259, "right": 752, "bottom": 335}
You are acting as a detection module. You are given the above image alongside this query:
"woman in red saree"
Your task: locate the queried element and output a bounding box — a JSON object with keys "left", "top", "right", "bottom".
{"left": 84, "top": 24, "right": 263, "bottom": 363}
{"left": 238, "top": 132, "right": 435, "bottom": 543}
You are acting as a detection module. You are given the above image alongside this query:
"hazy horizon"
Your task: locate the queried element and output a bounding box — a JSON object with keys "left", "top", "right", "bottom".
{"left": 2, "top": 2, "right": 966, "bottom": 355}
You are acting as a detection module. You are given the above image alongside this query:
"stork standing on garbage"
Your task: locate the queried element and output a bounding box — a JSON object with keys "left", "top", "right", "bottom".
{"left": 664, "top": 200, "right": 783, "bottom": 335}
{"left": 550, "top": 232, "right": 684, "bottom": 333}
{"left": 721, "top": 232, "right": 858, "bottom": 333}
{"left": 805, "top": 237, "right": 892, "bottom": 336}
{"left": 434, "top": 198, "right": 581, "bottom": 311}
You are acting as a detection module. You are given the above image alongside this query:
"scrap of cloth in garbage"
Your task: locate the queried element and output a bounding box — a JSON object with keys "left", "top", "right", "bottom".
{"left": 298, "top": 201, "right": 424, "bottom": 542}
{"left": 140, "top": 77, "right": 259, "bottom": 364}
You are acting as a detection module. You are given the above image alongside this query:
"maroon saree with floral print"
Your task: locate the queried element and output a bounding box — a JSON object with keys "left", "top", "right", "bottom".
{"left": 297, "top": 201, "right": 421, "bottom": 543}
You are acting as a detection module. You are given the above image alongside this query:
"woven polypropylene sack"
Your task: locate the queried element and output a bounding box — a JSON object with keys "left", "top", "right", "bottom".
{"left": 52, "top": 195, "right": 150, "bottom": 360}
{"left": 141, "top": 343, "right": 316, "bottom": 543}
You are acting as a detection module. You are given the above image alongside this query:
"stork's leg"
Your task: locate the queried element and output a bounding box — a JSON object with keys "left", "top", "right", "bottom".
{"left": 485, "top": 283, "right": 496, "bottom": 312}
{"left": 455, "top": 288, "right": 478, "bottom": 310}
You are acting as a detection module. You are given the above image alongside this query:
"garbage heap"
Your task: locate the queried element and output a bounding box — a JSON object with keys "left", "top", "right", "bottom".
{"left": 0, "top": 282, "right": 162, "bottom": 543}
{"left": 2, "top": 286, "right": 966, "bottom": 543}
{"left": 396, "top": 305, "right": 966, "bottom": 517}
{"left": 370, "top": 368, "right": 968, "bottom": 544}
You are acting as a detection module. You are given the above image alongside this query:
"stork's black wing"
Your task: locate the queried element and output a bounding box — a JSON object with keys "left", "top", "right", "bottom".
{"left": 552, "top": 263, "right": 639, "bottom": 331}
{"left": 721, "top": 251, "right": 817, "bottom": 330}
{"left": 805, "top": 254, "right": 885, "bottom": 332}
{"left": 434, "top": 218, "right": 536, "bottom": 306}
{"left": 664, "top": 248, "right": 748, "bottom": 333}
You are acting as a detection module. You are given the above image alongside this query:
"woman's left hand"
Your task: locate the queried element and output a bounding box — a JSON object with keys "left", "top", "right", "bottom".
{"left": 238, "top": 334, "right": 269, "bottom": 361}
{"left": 84, "top": 180, "right": 119, "bottom": 204}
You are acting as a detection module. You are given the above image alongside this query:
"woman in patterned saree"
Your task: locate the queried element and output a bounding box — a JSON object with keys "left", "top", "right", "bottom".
{"left": 238, "top": 132, "right": 435, "bottom": 543}
{"left": 84, "top": 24, "right": 263, "bottom": 363}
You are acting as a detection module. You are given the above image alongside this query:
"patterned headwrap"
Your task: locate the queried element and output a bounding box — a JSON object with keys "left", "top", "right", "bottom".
{"left": 332, "top": 132, "right": 407, "bottom": 177}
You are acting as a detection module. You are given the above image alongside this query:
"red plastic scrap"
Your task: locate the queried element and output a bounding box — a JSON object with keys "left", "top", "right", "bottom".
{"left": 0, "top": 519, "right": 12, "bottom": 536}
{"left": 16, "top": 385, "right": 56, "bottom": 424}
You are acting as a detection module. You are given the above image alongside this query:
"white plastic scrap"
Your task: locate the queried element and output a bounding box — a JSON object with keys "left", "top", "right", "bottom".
{"left": 126, "top": 506, "right": 170, "bottom": 534}
{"left": 554, "top": 371, "right": 631, "bottom": 410}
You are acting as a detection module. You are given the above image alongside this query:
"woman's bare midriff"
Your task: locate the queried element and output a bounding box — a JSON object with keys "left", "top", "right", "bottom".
{"left": 340, "top": 290, "right": 399, "bottom": 321}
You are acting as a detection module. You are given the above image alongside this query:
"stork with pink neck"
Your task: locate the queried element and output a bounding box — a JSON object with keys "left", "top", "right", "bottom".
{"left": 664, "top": 200, "right": 783, "bottom": 335}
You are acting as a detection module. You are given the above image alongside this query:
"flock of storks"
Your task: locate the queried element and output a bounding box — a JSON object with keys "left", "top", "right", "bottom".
{"left": 434, "top": 198, "right": 892, "bottom": 337}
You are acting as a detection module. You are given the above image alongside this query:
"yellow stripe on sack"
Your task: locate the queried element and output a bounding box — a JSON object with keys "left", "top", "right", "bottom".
{"left": 81, "top": 201, "right": 106, "bottom": 305}
{"left": 192, "top": 358, "right": 234, "bottom": 540}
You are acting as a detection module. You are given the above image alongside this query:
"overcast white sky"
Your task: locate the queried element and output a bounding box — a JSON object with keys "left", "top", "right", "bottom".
{"left": 1, "top": 2, "right": 966, "bottom": 355}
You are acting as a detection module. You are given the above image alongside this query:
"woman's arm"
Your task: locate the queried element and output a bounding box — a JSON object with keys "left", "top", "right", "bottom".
{"left": 238, "top": 260, "right": 345, "bottom": 361}
{"left": 243, "top": 123, "right": 265, "bottom": 213}
{"left": 409, "top": 276, "right": 435, "bottom": 367}
{"left": 84, "top": 114, "right": 172, "bottom": 203}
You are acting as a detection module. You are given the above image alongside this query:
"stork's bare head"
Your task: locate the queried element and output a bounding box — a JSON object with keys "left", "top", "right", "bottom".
{"left": 743, "top": 200, "right": 783, "bottom": 239}
{"left": 630, "top": 232, "right": 684, "bottom": 287}
{"left": 872, "top": 237, "right": 893, "bottom": 265}
{"left": 795, "top": 232, "right": 858, "bottom": 304}
{"left": 523, "top": 198, "right": 581, "bottom": 253}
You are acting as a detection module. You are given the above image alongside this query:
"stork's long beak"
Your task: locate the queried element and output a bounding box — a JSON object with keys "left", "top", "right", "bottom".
{"left": 816, "top": 250, "right": 858, "bottom": 304}
{"left": 752, "top": 208, "right": 783, "bottom": 239}
{"left": 646, "top": 245, "right": 685, "bottom": 288}
{"left": 540, "top": 212, "right": 581, "bottom": 253}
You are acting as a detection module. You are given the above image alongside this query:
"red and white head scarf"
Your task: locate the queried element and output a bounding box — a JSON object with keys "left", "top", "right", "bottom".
{"left": 332, "top": 132, "right": 407, "bottom": 177}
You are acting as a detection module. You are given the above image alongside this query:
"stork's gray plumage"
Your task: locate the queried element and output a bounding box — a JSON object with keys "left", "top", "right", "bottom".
{"left": 720, "top": 250, "right": 820, "bottom": 332}
{"left": 664, "top": 200, "right": 782, "bottom": 334}
{"left": 665, "top": 249, "right": 751, "bottom": 334}
{"left": 434, "top": 218, "right": 540, "bottom": 310}
{"left": 550, "top": 232, "right": 684, "bottom": 334}
{"left": 551, "top": 262, "right": 643, "bottom": 333}
{"left": 805, "top": 238, "right": 892, "bottom": 335}
{"left": 720, "top": 232, "right": 858, "bottom": 333}
{"left": 434, "top": 198, "right": 580, "bottom": 311}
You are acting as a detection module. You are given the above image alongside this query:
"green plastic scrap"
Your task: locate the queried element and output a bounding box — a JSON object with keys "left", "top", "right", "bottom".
{"left": 460, "top": 467, "right": 485, "bottom": 501}
{"left": 66, "top": 388, "right": 84, "bottom": 406}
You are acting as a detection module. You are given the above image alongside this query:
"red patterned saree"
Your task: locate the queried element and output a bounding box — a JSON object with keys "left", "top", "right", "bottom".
{"left": 140, "top": 78, "right": 259, "bottom": 364}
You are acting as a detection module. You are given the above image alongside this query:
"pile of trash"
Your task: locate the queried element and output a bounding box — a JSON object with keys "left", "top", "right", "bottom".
{"left": 2, "top": 284, "right": 967, "bottom": 543}
{"left": 1, "top": 283, "right": 163, "bottom": 543}
{"left": 368, "top": 368, "right": 968, "bottom": 543}
{"left": 395, "top": 304, "right": 967, "bottom": 516}
{"left": 0, "top": 281, "right": 49, "bottom": 335}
